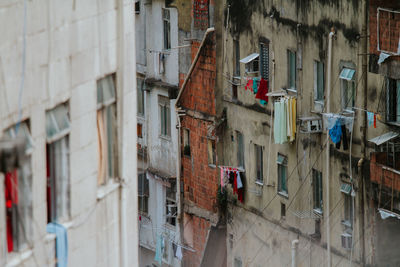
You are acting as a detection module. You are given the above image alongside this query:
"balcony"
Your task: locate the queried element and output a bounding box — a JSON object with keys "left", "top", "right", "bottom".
{"left": 370, "top": 152, "right": 400, "bottom": 192}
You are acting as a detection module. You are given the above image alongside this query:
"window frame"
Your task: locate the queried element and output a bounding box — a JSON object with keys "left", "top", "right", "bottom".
{"left": 255, "top": 144, "right": 263, "bottom": 184}
{"left": 386, "top": 78, "right": 400, "bottom": 123}
{"left": 287, "top": 50, "right": 296, "bottom": 90}
{"left": 138, "top": 173, "right": 149, "bottom": 215}
{"left": 314, "top": 60, "right": 324, "bottom": 102}
{"left": 4, "top": 121, "right": 33, "bottom": 253}
{"left": 340, "top": 68, "right": 356, "bottom": 111}
{"left": 46, "top": 103, "right": 71, "bottom": 224}
{"left": 312, "top": 169, "right": 323, "bottom": 214}
{"left": 343, "top": 192, "right": 354, "bottom": 228}
{"left": 207, "top": 139, "right": 216, "bottom": 166}
{"left": 277, "top": 154, "right": 288, "bottom": 197}
{"left": 183, "top": 128, "right": 190, "bottom": 156}
{"left": 237, "top": 131, "right": 244, "bottom": 169}
{"left": 137, "top": 78, "right": 145, "bottom": 116}
{"left": 159, "top": 95, "right": 171, "bottom": 138}
{"left": 162, "top": 8, "right": 171, "bottom": 51}
{"left": 97, "top": 74, "right": 118, "bottom": 186}
{"left": 165, "top": 179, "right": 177, "bottom": 226}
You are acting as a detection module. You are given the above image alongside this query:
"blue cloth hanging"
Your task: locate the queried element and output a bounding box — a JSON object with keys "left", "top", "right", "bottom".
{"left": 367, "top": 111, "right": 374, "bottom": 126}
{"left": 154, "top": 234, "right": 164, "bottom": 264}
{"left": 46, "top": 223, "right": 68, "bottom": 267}
{"left": 329, "top": 120, "right": 342, "bottom": 144}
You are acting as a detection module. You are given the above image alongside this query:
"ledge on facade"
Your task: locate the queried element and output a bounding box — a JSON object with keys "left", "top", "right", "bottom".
{"left": 144, "top": 78, "right": 179, "bottom": 99}
{"left": 147, "top": 167, "right": 176, "bottom": 186}
{"left": 370, "top": 152, "right": 400, "bottom": 192}
{"left": 222, "top": 95, "right": 272, "bottom": 116}
{"left": 183, "top": 199, "right": 218, "bottom": 225}
{"left": 5, "top": 249, "right": 33, "bottom": 267}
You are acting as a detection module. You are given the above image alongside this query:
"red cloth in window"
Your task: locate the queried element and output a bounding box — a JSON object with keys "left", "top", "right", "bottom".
{"left": 5, "top": 169, "right": 18, "bottom": 207}
{"left": 233, "top": 171, "right": 238, "bottom": 195}
{"left": 255, "top": 78, "right": 268, "bottom": 102}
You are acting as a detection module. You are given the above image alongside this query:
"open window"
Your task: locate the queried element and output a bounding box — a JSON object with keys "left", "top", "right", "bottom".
{"left": 46, "top": 103, "right": 71, "bottom": 224}
{"left": 386, "top": 78, "right": 400, "bottom": 124}
{"left": 340, "top": 68, "right": 356, "bottom": 111}
{"left": 240, "top": 53, "right": 259, "bottom": 76}
{"left": 166, "top": 179, "right": 177, "bottom": 226}
{"left": 4, "top": 121, "right": 33, "bottom": 253}
{"left": 277, "top": 154, "right": 288, "bottom": 196}
{"left": 183, "top": 129, "right": 190, "bottom": 156}
{"left": 312, "top": 169, "right": 323, "bottom": 214}
{"left": 97, "top": 74, "right": 118, "bottom": 186}
{"left": 255, "top": 144, "right": 263, "bottom": 184}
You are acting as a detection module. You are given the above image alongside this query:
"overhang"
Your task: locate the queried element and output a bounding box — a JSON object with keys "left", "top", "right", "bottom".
{"left": 368, "top": 131, "right": 399, "bottom": 146}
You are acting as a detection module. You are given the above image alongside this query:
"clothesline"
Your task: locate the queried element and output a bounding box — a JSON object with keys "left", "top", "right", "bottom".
{"left": 218, "top": 165, "right": 245, "bottom": 172}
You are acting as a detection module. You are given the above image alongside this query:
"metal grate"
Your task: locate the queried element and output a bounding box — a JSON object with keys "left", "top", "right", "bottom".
{"left": 260, "top": 42, "right": 269, "bottom": 80}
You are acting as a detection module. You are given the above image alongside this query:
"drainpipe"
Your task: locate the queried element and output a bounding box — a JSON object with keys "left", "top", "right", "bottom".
{"left": 117, "top": 0, "right": 130, "bottom": 266}
{"left": 175, "top": 108, "right": 186, "bottom": 220}
{"left": 325, "top": 29, "right": 335, "bottom": 267}
{"left": 359, "top": 1, "right": 368, "bottom": 264}
{"left": 291, "top": 239, "right": 299, "bottom": 267}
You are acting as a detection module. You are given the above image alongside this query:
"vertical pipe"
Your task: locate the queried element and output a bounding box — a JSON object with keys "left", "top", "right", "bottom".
{"left": 359, "top": 1, "right": 368, "bottom": 264}
{"left": 326, "top": 29, "right": 335, "bottom": 267}
{"left": 292, "top": 239, "right": 299, "bottom": 267}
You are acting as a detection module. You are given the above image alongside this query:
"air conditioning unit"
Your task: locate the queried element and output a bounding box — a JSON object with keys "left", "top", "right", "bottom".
{"left": 299, "top": 117, "right": 322, "bottom": 134}
{"left": 341, "top": 233, "right": 352, "bottom": 250}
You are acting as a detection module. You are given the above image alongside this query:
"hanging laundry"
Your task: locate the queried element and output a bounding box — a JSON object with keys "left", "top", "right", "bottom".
{"left": 291, "top": 98, "right": 296, "bottom": 139}
{"left": 260, "top": 100, "right": 267, "bottom": 105}
{"left": 245, "top": 79, "right": 253, "bottom": 91}
{"left": 255, "top": 78, "right": 268, "bottom": 102}
{"left": 175, "top": 245, "right": 183, "bottom": 260}
{"left": 253, "top": 78, "right": 259, "bottom": 93}
{"left": 229, "top": 171, "right": 234, "bottom": 185}
{"left": 233, "top": 171, "right": 238, "bottom": 195}
{"left": 273, "top": 99, "right": 288, "bottom": 144}
{"left": 154, "top": 235, "right": 164, "bottom": 265}
{"left": 237, "top": 171, "right": 243, "bottom": 189}
{"left": 237, "top": 173, "right": 245, "bottom": 203}
{"left": 335, "top": 125, "right": 348, "bottom": 150}
{"left": 374, "top": 114, "right": 377, "bottom": 128}
{"left": 287, "top": 98, "right": 292, "bottom": 140}
{"left": 329, "top": 120, "right": 342, "bottom": 144}
{"left": 377, "top": 114, "right": 382, "bottom": 121}
{"left": 367, "top": 111, "right": 374, "bottom": 126}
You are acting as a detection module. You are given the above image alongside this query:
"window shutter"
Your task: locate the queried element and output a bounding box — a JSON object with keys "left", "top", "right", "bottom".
{"left": 260, "top": 42, "right": 269, "bottom": 80}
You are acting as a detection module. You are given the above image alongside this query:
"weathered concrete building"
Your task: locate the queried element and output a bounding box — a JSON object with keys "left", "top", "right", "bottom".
{"left": 216, "top": 0, "right": 388, "bottom": 266}
{"left": 0, "top": 0, "right": 138, "bottom": 266}
{"left": 135, "top": 0, "right": 182, "bottom": 266}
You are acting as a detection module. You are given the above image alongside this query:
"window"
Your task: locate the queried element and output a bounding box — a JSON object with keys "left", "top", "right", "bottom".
{"left": 255, "top": 144, "right": 263, "bottom": 183}
{"left": 260, "top": 41, "right": 269, "bottom": 80}
{"left": 277, "top": 154, "right": 288, "bottom": 196}
{"left": 234, "top": 39, "right": 240, "bottom": 77}
{"left": 237, "top": 131, "right": 244, "bottom": 169}
{"left": 137, "top": 123, "right": 143, "bottom": 138}
{"left": 138, "top": 173, "right": 149, "bottom": 214}
{"left": 343, "top": 186, "right": 353, "bottom": 227}
{"left": 281, "top": 202, "right": 286, "bottom": 219}
{"left": 207, "top": 139, "right": 216, "bottom": 165}
{"left": 166, "top": 179, "right": 177, "bottom": 226}
{"left": 163, "top": 8, "right": 171, "bottom": 50}
{"left": 312, "top": 169, "right": 323, "bottom": 213}
{"left": 288, "top": 50, "right": 296, "bottom": 90}
{"left": 314, "top": 61, "right": 324, "bottom": 101}
{"left": 4, "top": 121, "right": 33, "bottom": 253}
{"left": 137, "top": 78, "right": 145, "bottom": 116}
{"left": 97, "top": 74, "right": 118, "bottom": 186}
{"left": 135, "top": 0, "right": 140, "bottom": 14}
{"left": 234, "top": 257, "right": 242, "bottom": 267}
{"left": 340, "top": 68, "right": 356, "bottom": 110}
{"left": 46, "top": 104, "right": 71, "bottom": 223}
{"left": 386, "top": 78, "right": 400, "bottom": 123}
{"left": 159, "top": 96, "right": 171, "bottom": 137}
{"left": 183, "top": 129, "right": 190, "bottom": 156}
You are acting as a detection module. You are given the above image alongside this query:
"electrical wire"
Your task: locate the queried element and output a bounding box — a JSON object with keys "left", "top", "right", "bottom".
{"left": 232, "top": 70, "right": 365, "bottom": 265}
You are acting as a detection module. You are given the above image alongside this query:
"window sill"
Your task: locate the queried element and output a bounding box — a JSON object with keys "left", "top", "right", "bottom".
{"left": 97, "top": 180, "right": 120, "bottom": 200}
{"left": 313, "top": 208, "right": 323, "bottom": 216}
{"left": 278, "top": 191, "right": 289, "bottom": 198}
{"left": 341, "top": 220, "right": 352, "bottom": 229}
{"left": 255, "top": 180, "right": 264, "bottom": 186}
{"left": 6, "top": 249, "right": 33, "bottom": 267}
{"left": 159, "top": 135, "right": 171, "bottom": 142}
